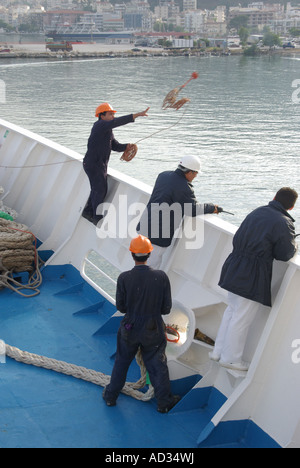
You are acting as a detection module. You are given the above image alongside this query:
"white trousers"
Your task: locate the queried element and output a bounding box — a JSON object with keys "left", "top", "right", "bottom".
{"left": 147, "top": 244, "right": 167, "bottom": 270}
{"left": 213, "top": 292, "right": 261, "bottom": 364}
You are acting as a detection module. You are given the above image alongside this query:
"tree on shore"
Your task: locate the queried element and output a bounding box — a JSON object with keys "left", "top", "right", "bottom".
{"left": 239, "top": 26, "right": 249, "bottom": 46}
{"left": 228, "top": 15, "right": 249, "bottom": 31}
{"left": 0, "top": 20, "right": 14, "bottom": 33}
{"left": 263, "top": 29, "right": 281, "bottom": 48}
{"left": 243, "top": 44, "right": 259, "bottom": 56}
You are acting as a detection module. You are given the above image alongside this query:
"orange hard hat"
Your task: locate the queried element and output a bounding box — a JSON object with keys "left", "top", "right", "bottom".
{"left": 129, "top": 235, "right": 153, "bottom": 254}
{"left": 95, "top": 103, "right": 117, "bottom": 117}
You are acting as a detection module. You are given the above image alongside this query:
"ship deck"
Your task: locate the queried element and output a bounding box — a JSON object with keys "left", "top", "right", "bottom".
{"left": 0, "top": 118, "right": 289, "bottom": 449}
{"left": 0, "top": 262, "right": 221, "bottom": 449}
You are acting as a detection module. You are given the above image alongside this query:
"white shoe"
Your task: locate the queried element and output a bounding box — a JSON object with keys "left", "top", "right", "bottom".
{"left": 209, "top": 351, "right": 220, "bottom": 362}
{"left": 219, "top": 360, "right": 249, "bottom": 372}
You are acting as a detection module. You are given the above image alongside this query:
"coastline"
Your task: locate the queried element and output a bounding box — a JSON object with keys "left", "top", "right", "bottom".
{"left": 1, "top": 41, "right": 300, "bottom": 59}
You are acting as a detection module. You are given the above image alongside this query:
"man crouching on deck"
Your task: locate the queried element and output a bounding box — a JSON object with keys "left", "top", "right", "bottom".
{"left": 103, "top": 235, "right": 180, "bottom": 413}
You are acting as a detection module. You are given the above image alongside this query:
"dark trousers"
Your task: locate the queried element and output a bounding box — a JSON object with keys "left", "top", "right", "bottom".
{"left": 105, "top": 322, "right": 174, "bottom": 408}
{"left": 83, "top": 162, "right": 108, "bottom": 217}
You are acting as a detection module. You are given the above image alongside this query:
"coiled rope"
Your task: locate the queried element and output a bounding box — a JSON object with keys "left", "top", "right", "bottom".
{"left": 5, "top": 344, "right": 154, "bottom": 402}
{"left": 0, "top": 219, "right": 42, "bottom": 297}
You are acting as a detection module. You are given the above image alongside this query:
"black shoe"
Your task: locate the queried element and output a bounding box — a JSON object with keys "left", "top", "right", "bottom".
{"left": 157, "top": 395, "right": 181, "bottom": 413}
{"left": 82, "top": 209, "right": 94, "bottom": 222}
{"left": 105, "top": 399, "right": 116, "bottom": 407}
{"left": 92, "top": 214, "right": 104, "bottom": 226}
{"left": 103, "top": 387, "right": 117, "bottom": 407}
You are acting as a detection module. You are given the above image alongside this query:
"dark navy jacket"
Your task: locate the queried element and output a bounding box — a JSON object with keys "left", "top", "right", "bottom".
{"left": 219, "top": 201, "right": 297, "bottom": 307}
{"left": 138, "top": 169, "right": 215, "bottom": 247}
{"left": 116, "top": 265, "right": 172, "bottom": 333}
{"left": 83, "top": 114, "right": 134, "bottom": 174}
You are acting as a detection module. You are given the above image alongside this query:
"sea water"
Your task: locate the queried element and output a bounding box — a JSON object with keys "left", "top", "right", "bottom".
{"left": 0, "top": 54, "right": 299, "bottom": 234}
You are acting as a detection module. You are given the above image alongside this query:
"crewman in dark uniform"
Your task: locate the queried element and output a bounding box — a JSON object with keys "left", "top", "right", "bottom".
{"left": 103, "top": 235, "right": 180, "bottom": 413}
{"left": 211, "top": 187, "right": 298, "bottom": 371}
{"left": 82, "top": 103, "right": 149, "bottom": 225}
{"left": 138, "top": 155, "right": 219, "bottom": 268}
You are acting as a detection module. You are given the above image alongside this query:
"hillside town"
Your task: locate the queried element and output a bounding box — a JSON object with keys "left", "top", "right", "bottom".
{"left": 1, "top": 1, "right": 300, "bottom": 50}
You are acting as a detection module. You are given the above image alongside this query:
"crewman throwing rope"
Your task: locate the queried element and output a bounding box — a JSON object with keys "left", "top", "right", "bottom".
{"left": 82, "top": 103, "right": 149, "bottom": 226}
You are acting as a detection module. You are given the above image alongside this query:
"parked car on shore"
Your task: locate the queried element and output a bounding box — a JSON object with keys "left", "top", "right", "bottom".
{"left": 283, "top": 41, "right": 295, "bottom": 48}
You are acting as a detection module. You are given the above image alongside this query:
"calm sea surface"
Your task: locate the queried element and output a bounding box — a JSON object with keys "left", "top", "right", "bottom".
{"left": 0, "top": 54, "right": 299, "bottom": 237}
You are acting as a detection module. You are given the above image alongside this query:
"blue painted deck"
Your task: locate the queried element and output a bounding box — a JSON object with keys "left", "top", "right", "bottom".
{"left": 0, "top": 263, "right": 280, "bottom": 448}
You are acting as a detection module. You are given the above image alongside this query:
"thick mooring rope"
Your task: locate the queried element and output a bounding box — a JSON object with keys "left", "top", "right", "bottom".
{"left": 0, "top": 219, "right": 42, "bottom": 297}
{"left": 5, "top": 344, "right": 155, "bottom": 402}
